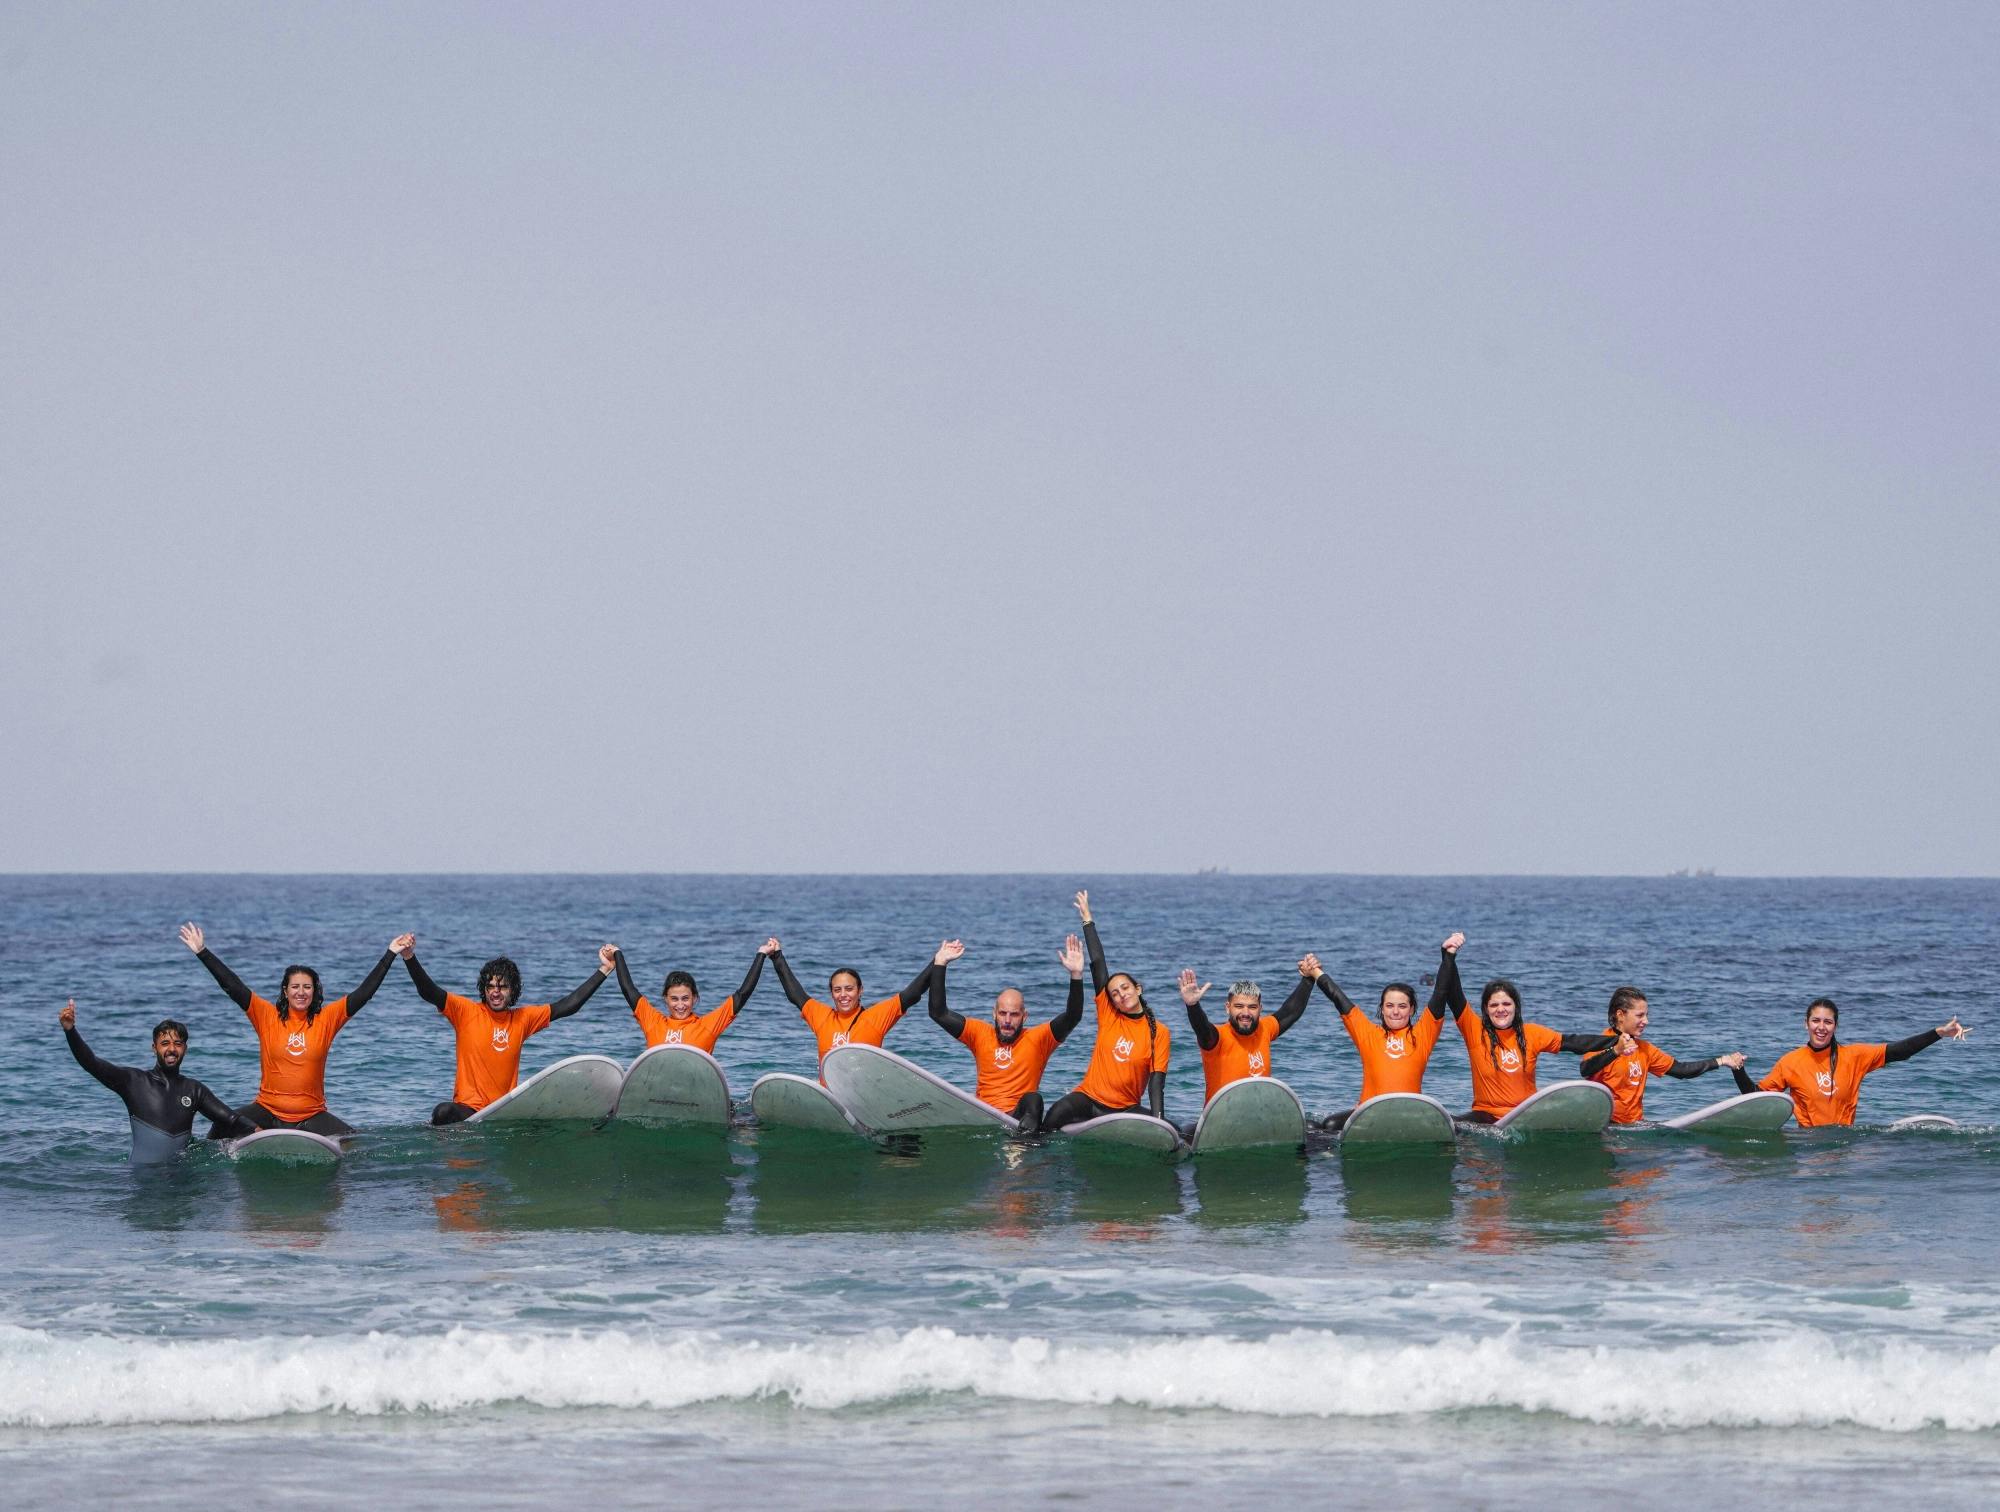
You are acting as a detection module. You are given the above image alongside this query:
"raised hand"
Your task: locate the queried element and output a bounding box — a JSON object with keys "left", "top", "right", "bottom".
{"left": 179, "top": 922, "right": 205, "bottom": 954}
{"left": 1177, "top": 968, "right": 1210, "bottom": 1007}
{"left": 1072, "top": 890, "right": 1092, "bottom": 924}
{"left": 934, "top": 938, "right": 966, "bottom": 967}
{"left": 1615, "top": 1032, "right": 1638, "bottom": 1055}
{"left": 598, "top": 944, "right": 619, "bottom": 975}
{"left": 1717, "top": 1051, "right": 1746, "bottom": 1069}
{"left": 59, "top": 999, "right": 76, "bottom": 1031}
{"left": 1939, "top": 1016, "right": 1972, "bottom": 1041}
{"left": 759, "top": 937, "right": 781, "bottom": 956}
{"left": 1298, "top": 953, "right": 1323, "bottom": 980}
{"left": 390, "top": 933, "right": 415, "bottom": 958}
{"left": 1442, "top": 932, "right": 1465, "bottom": 956}
{"left": 1059, "top": 934, "right": 1085, "bottom": 979}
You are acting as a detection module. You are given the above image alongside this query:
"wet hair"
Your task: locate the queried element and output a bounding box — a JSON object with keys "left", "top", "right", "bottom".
{"left": 276, "top": 964, "right": 326, "bottom": 1024}
{"left": 1378, "top": 982, "right": 1418, "bottom": 1028}
{"left": 152, "top": 1018, "right": 190, "bottom": 1046}
{"left": 1227, "top": 981, "right": 1263, "bottom": 1006}
{"left": 1605, "top": 985, "right": 1648, "bottom": 1029}
{"left": 1807, "top": 996, "right": 1840, "bottom": 1079}
{"left": 829, "top": 967, "right": 863, "bottom": 995}
{"left": 478, "top": 957, "right": 523, "bottom": 1007}
{"left": 1478, "top": 978, "right": 1525, "bottom": 1072}
{"left": 662, "top": 969, "right": 699, "bottom": 999}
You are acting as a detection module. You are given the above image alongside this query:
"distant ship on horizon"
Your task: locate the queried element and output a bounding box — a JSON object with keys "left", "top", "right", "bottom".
{"left": 1667, "top": 867, "right": 1717, "bottom": 878}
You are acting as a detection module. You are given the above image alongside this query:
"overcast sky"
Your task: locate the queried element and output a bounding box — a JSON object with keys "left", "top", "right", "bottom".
{"left": 2, "top": 3, "right": 1994, "bottom": 874}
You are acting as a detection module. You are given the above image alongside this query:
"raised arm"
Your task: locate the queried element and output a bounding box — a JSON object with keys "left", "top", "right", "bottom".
{"left": 344, "top": 944, "right": 400, "bottom": 1015}
{"left": 1074, "top": 891, "right": 1110, "bottom": 994}
{"left": 893, "top": 952, "right": 936, "bottom": 1010}
{"left": 1271, "top": 967, "right": 1314, "bottom": 1035}
{"left": 731, "top": 939, "right": 778, "bottom": 1009}
{"left": 547, "top": 946, "right": 615, "bottom": 1021}
{"left": 611, "top": 948, "right": 644, "bottom": 1010}
{"left": 182, "top": 923, "right": 253, "bottom": 1012}
{"left": 399, "top": 942, "right": 449, "bottom": 1009}
{"left": 768, "top": 945, "right": 811, "bottom": 1009}
{"left": 1427, "top": 934, "right": 1466, "bottom": 1020}
{"left": 1886, "top": 1017, "right": 1968, "bottom": 1062}
{"left": 1050, "top": 935, "right": 1087, "bottom": 1043}
{"left": 927, "top": 940, "right": 967, "bottom": 1039}
{"left": 1311, "top": 962, "right": 1359, "bottom": 1018}
{"left": 60, "top": 1003, "right": 134, "bottom": 1097}
{"left": 1179, "top": 970, "right": 1219, "bottom": 1051}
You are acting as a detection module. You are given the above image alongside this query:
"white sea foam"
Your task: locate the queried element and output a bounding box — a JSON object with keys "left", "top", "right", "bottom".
{"left": 5, "top": 1322, "right": 1999, "bottom": 1433}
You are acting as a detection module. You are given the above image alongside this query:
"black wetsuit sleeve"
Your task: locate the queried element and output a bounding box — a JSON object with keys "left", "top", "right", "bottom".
{"left": 927, "top": 964, "right": 967, "bottom": 1039}
{"left": 1050, "top": 978, "right": 1085, "bottom": 1044}
{"left": 1558, "top": 1032, "right": 1617, "bottom": 1055}
{"left": 194, "top": 948, "right": 255, "bottom": 1012}
{"left": 1314, "top": 974, "right": 1359, "bottom": 1017}
{"left": 894, "top": 960, "right": 934, "bottom": 1010}
{"left": 1272, "top": 976, "right": 1313, "bottom": 1034}
{"left": 1428, "top": 950, "right": 1463, "bottom": 1020}
{"left": 770, "top": 951, "right": 811, "bottom": 1009}
{"left": 1184, "top": 1000, "right": 1220, "bottom": 1052}
{"left": 65, "top": 1027, "right": 137, "bottom": 1098}
{"left": 1147, "top": 1070, "right": 1166, "bottom": 1120}
{"left": 1664, "top": 1056, "right": 1721, "bottom": 1079}
{"left": 344, "top": 950, "right": 396, "bottom": 1015}
{"left": 1885, "top": 1028, "right": 1943, "bottom": 1064}
{"left": 1083, "top": 921, "right": 1110, "bottom": 996}
{"left": 548, "top": 968, "right": 608, "bottom": 1021}
{"left": 731, "top": 951, "right": 767, "bottom": 1009}
{"left": 1579, "top": 1045, "right": 1619, "bottom": 1078}
{"left": 193, "top": 1080, "right": 255, "bottom": 1138}
{"left": 612, "top": 950, "right": 644, "bottom": 1010}
{"left": 403, "top": 952, "right": 449, "bottom": 1009}
{"left": 1730, "top": 1064, "right": 1758, "bottom": 1095}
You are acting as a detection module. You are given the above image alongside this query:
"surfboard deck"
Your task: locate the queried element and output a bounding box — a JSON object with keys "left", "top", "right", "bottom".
{"left": 748, "top": 1072, "right": 870, "bottom": 1137}
{"left": 1060, "top": 1111, "right": 1185, "bottom": 1156}
{"left": 466, "top": 1054, "right": 624, "bottom": 1124}
{"left": 617, "top": 1044, "right": 732, "bottom": 1127}
{"left": 1191, "top": 1077, "right": 1305, "bottom": 1154}
{"left": 821, "top": 1044, "right": 1017, "bottom": 1134}
{"left": 1340, "top": 1091, "right": 1457, "bottom": 1147}
{"left": 227, "top": 1127, "right": 342, "bottom": 1164}
{"left": 1660, "top": 1090, "right": 1794, "bottom": 1133}
{"left": 1887, "top": 1113, "right": 1960, "bottom": 1132}
{"left": 1491, "top": 1080, "right": 1613, "bottom": 1137}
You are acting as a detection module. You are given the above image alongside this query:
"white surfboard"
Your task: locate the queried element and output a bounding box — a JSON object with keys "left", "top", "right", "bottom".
{"left": 1887, "top": 1113, "right": 1960, "bottom": 1132}
{"left": 617, "top": 1044, "right": 732, "bottom": 1127}
{"left": 748, "top": 1072, "right": 870, "bottom": 1137}
{"left": 1340, "top": 1091, "right": 1457, "bottom": 1147}
{"left": 227, "top": 1127, "right": 342, "bottom": 1165}
{"left": 1190, "top": 1077, "right": 1306, "bottom": 1154}
{"left": 821, "top": 1044, "right": 1018, "bottom": 1134}
{"left": 466, "top": 1054, "right": 624, "bottom": 1124}
{"left": 1060, "top": 1111, "right": 1185, "bottom": 1155}
{"left": 1491, "top": 1080, "right": 1613, "bottom": 1136}
{"left": 1661, "top": 1090, "right": 1794, "bottom": 1133}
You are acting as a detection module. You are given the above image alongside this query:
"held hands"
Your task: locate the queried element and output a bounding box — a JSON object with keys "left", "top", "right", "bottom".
{"left": 1442, "top": 932, "right": 1465, "bottom": 956}
{"left": 1615, "top": 1032, "right": 1638, "bottom": 1056}
{"left": 1298, "top": 953, "right": 1323, "bottom": 980}
{"left": 1059, "top": 934, "right": 1085, "bottom": 979}
{"left": 1939, "top": 1016, "right": 1972, "bottom": 1041}
{"left": 59, "top": 999, "right": 76, "bottom": 1031}
{"left": 759, "top": 937, "right": 781, "bottom": 956}
{"left": 598, "top": 944, "right": 619, "bottom": 975}
{"left": 178, "top": 922, "right": 205, "bottom": 954}
{"left": 934, "top": 938, "right": 966, "bottom": 968}
{"left": 1177, "top": 968, "right": 1210, "bottom": 1007}
{"left": 1072, "top": 890, "right": 1092, "bottom": 925}
{"left": 390, "top": 933, "right": 415, "bottom": 959}
{"left": 1717, "top": 1051, "right": 1747, "bottom": 1069}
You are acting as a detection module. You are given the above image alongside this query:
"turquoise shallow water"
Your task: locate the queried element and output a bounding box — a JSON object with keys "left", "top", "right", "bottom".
{"left": 2, "top": 875, "right": 1996, "bottom": 1508}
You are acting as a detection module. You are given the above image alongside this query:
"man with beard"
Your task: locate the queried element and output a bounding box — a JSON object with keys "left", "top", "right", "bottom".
{"left": 923, "top": 935, "right": 1086, "bottom": 1134}
{"left": 60, "top": 1000, "right": 254, "bottom": 1162}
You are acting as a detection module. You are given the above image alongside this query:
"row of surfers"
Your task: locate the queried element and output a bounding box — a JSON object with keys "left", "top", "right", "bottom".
{"left": 62, "top": 892, "right": 1970, "bottom": 1159}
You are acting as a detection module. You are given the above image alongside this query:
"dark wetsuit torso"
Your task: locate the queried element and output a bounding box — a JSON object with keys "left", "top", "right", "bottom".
{"left": 65, "top": 1027, "right": 251, "bottom": 1161}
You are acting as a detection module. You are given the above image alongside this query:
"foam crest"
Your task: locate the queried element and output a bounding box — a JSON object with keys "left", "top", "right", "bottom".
{"left": 6, "top": 1323, "right": 1999, "bottom": 1433}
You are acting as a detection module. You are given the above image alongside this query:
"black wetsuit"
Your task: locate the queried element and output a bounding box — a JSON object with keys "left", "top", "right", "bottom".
{"left": 612, "top": 948, "right": 766, "bottom": 1017}
{"left": 1729, "top": 1029, "right": 1945, "bottom": 1095}
{"left": 194, "top": 946, "right": 396, "bottom": 1136}
{"left": 927, "top": 959, "right": 1085, "bottom": 1134}
{"left": 1318, "top": 945, "right": 1461, "bottom": 1132}
{"left": 402, "top": 953, "right": 609, "bottom": 1125}
{"left": 1043, "top": 918, "right": 1168, "bottom": 1130}
{"left": 65, "top": 1027, "right": 253, "bottom": 1162}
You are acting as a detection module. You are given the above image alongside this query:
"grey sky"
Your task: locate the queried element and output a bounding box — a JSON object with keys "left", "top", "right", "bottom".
{"left": 3, "top": 3, "right": 1994, "bottom": 875}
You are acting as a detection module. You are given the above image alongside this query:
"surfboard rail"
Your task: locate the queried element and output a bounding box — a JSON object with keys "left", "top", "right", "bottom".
{"left": 616, "top": 1043, "right": 732, "bottom": 1126}
{"left": 822, "top": 1043, "right": 1018, "bottom": 1133}
{"left": 466, "top": 1053, "right": 624, "bottom": 1125}
{"left": 1190, "top": 1076, "right": 1305, "bottom": 1154}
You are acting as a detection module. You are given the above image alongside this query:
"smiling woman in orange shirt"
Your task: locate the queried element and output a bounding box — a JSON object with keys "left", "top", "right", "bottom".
{"left": 1730, "top": 997, "right": 1970, "bottom": 1126}
{"left": 1042, "top": 891, "right": 1172, "bottom": 1131}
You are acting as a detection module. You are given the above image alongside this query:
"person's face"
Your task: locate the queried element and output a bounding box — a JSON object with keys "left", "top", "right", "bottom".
{"left": 993, "top": 989, "right": 1026, "bottom": 1043}
{"left": 830, "top": 973, "right": 862, "bottom": 1012}
{"left": 483, "top": 976, "right": 513, "bottom": 1011}
{"left": 1226, "top": 994, "right": 1262, "bottom": 1033}
{"left": 1380, "top": 990, "right": 1415, "bottom": 1032}
{"left": 1107, "top": 975, "right": 1142, "bottom": 1014}
{"left": 1485, "top": 991, "right": 1518, "bottom": 1030}
{"left": 1615, "top": 1000, "right": 1650, "bottom": 1038}
{"left": 283, "top": 971, "right": 315, "bottom": 1013}
{"left": 153, "top": 1031, "right": 186, "bottom": 1069}
{"left": 665, "top": 984, "right": 698, "bottom": 1018}
{"left": 1807, "top": 1005, "right": 1837, "bottom": 1050}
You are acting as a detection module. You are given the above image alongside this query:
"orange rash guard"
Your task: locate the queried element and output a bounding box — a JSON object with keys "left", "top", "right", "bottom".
{"left": 958, "top": 1019, "right": 1062, "bottom": 1111}
{"left": 1759, "top": 1042, "right": 1888, "bottom": 1127}
{"left": 1339, "top": 1010, "right": 1445, "bottom": 1102}
{"left": 244, "top": 993, "right": 353, "bottom": 1121}
{"left": 1075, "top": 991, "right": 1171, "bottom": 1108}
{"left": 1454, "top": 1006, "right": 1565, "bottom": 1117}
{"left": 441, "top": 993, "right": 554, "bottom": 1110}
{"left": 1198, "top": 1015, "right": 1281, "bottom": 1103}
{"left": 634, "top": 995, "right": 738, "bottom": 1053}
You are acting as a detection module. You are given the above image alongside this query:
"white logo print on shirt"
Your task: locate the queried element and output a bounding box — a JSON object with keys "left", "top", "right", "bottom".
{"left": 286, "top": 1031, "right": 308, "bottom": 1059}
{"left": 491, "top": 1026, "right": 510, "bottom": 1051}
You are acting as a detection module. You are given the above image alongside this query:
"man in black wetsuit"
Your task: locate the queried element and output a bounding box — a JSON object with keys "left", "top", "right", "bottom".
{"left": 60, "top": 1000, "right": 253, "bottom": 1162}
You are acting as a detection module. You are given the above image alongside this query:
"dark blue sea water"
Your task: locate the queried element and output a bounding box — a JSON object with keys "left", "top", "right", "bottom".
{"left": 2, "top": 875, "right": 1996, "bottom": 1509}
